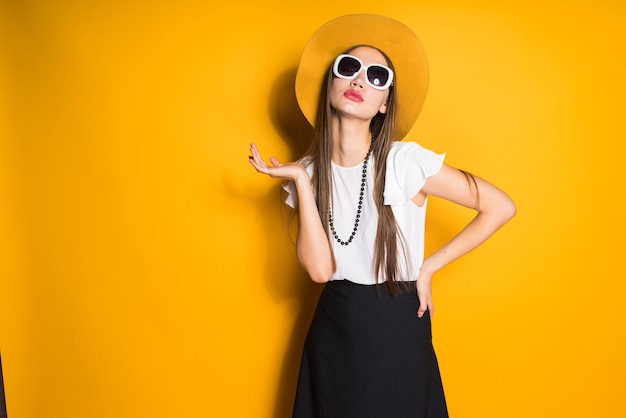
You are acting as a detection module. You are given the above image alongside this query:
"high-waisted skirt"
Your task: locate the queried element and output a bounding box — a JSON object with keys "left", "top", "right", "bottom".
{"left": 292, "top": 279, "right": 449, "bottom": 418}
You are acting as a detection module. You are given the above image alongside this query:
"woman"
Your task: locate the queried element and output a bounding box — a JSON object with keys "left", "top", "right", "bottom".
{"left": 249, "top": 14, "right": 516, "bottom": 418}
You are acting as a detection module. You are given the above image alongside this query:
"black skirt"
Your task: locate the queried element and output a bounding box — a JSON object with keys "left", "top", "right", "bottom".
{"left": 293, "top": 280, "right": 449, "bottom": 418}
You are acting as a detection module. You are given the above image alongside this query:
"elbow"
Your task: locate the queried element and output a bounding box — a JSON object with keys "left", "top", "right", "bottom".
{"left": 505, "top": 197, "right": 517, "bottom": 221}
{"left": 297, "top": 246, "right": 335, "bottom": 283}
{"left": 310, "top": 274, "right": 332, "bottom": 284}
{"left": 307, "top": 266, "right": 334, "bottom": 283}
{"left": 498, "top": 196, "right": 517, "bottom": 224}
{"left": 483, "top": 195, "right": 516, "bottom": 227}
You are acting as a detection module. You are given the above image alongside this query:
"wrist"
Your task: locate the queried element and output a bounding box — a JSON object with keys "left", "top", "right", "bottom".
{"left": 420, "top": 258, "right": 437, "bottom": 277}
{"left": 293, "top": 165, "right": 310, "bottom": 184}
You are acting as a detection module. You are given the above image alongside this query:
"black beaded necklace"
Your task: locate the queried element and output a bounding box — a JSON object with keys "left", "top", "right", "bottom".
{"left": 328, "top": 141, "right": 373, "bottom": 246}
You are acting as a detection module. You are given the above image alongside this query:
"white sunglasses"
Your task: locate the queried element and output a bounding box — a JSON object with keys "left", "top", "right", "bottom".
{"left": 332, "top": 54, "right": 394, "bottom": 90}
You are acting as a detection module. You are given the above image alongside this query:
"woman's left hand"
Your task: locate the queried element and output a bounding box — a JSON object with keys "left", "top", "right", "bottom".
{"left": 416, "top": 269, "right": 434, "bottom": 318}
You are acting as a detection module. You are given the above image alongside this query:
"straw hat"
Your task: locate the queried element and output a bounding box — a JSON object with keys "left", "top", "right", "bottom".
{"left": 295, "top": 13, "right": 429, "bottom": 140}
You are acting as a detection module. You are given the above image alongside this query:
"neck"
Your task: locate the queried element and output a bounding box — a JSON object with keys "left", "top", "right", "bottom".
{"left": 330, "top": 119, "right": 372, "bottom": 167}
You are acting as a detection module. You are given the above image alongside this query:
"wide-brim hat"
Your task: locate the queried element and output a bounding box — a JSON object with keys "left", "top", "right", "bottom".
{"left": 295, "top": 13, "right": 429, "bottom": 140}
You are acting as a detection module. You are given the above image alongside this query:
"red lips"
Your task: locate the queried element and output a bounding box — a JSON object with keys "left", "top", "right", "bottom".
{"left": 344, "top": 89, "right": 363, "bottom": 102}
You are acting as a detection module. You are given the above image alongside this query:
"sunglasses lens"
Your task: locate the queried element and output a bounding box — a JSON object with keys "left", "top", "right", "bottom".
{"left": 367, "top": 66, "right": 390, "bottom": 88}
{"left": 337, "top": 56, "right": 362, "bottom": 77}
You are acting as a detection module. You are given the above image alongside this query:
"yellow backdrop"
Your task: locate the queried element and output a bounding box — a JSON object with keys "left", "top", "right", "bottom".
{"left": 1, "top": 0, "right": 625, "bottom": 417}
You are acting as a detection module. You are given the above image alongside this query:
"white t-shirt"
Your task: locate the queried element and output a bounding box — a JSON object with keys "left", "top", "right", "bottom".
{"left": 284, "top": 141, "right": 445, "bottom": 285}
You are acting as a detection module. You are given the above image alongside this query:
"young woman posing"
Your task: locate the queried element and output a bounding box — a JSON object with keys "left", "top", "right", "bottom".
{"left": 249, "top": 14, "right": 516, "bottom": 418}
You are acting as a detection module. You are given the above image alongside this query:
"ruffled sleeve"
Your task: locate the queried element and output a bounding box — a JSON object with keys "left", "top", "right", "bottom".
{"left": 282, "top": 180, "right": 298, "bottom": 209}
{"left": 383, "top": 141, "right": 445, "bottom": 206}
{"left": 282, "top": 164, "right": 314, "bottom": 209}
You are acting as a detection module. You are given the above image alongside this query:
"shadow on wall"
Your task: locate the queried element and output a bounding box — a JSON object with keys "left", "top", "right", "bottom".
{"left": 264, "top": 67, "right": 323, "bottom": 417}
{"left": 268, "top": 67, "right": 315, "bottom": 158}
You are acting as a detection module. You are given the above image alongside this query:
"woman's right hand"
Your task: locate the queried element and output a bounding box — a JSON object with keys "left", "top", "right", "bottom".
{"left": 249, "top": 144, "right": 334, "bottom": 282}
{"left": 248, "top": 143, "right": 306, "bottom": 181}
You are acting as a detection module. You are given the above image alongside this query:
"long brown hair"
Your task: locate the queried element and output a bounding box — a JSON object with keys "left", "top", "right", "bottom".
{"left": 299, "top": 45, "right": 410, "bottom": 294}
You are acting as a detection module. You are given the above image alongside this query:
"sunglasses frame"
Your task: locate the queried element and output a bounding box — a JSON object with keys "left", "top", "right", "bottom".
{"left": 332, "top": 54, "right": 395, "bottom": 90}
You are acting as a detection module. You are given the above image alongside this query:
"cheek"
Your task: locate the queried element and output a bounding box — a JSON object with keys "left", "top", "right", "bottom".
{"left": 328, "top": 79, "right": 350, "bottom": 107}
{"left": 329, "top": 77, "right": 348, "bottom": 94}
{"left": 378, "top": 91, "right": 390, "bottom": 112}
{"left": 371, "top": 90, "right": 389, "bottom": 112}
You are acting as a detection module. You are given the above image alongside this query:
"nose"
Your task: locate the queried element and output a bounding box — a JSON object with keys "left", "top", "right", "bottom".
{"left": 350, "top": 69, "right": 366, "bottom": 87}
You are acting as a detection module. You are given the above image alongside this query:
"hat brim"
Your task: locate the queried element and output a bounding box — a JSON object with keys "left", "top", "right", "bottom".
{"left": 295, "top": 14, "right": 429, "bottom": 140}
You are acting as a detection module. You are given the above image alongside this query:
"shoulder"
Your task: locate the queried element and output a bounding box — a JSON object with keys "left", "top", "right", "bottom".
{"left": 383, "top": 140, "right": 446, "bottom": 205}
{"left": 387, "top": 140, "right": 445, "bottom": 171}
{"left": 389, "top": 139, "right": 418, "bottom": 156}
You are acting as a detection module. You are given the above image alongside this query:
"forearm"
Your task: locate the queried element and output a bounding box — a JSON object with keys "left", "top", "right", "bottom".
{"left": 421, "top": 200, "right": 516, "bottom": 276}
{"left": 248, "top": 143, "right": 334, "bottom": 282}
{"left": 420, "top": 165, "right": 517, "bottom": 276}
{"left": 293, "top": 175, "right": 335, "bottom": 283}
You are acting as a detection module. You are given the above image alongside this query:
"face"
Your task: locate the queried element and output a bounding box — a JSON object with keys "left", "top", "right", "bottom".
{"left": 328, "top": 46, "right": 391, "bottom": 123}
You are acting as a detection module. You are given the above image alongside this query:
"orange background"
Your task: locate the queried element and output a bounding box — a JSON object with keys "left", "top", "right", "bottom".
{"left": 1, "top": 1, "right": 625, "bottom": 417}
